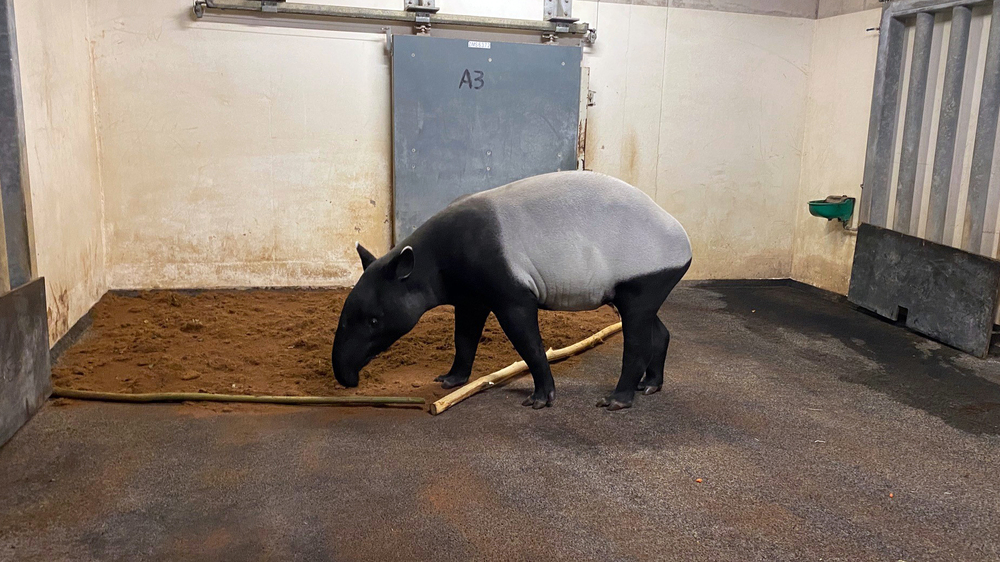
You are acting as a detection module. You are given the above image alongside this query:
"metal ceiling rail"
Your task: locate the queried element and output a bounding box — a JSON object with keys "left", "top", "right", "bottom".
{"left": 192, "top": 0, "right": 596, "bottom": 42}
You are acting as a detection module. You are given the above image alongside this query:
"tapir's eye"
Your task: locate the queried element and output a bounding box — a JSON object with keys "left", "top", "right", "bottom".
{"left": 369, "top": 317, "right": 379, "bottom": 327}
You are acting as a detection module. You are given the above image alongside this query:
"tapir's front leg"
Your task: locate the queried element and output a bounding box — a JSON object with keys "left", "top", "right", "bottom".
{"left": 436, "top": 302, "right": 490, "bottom": 389}
{"left": 493, "top": 303, "right": 554, "bottom": 409}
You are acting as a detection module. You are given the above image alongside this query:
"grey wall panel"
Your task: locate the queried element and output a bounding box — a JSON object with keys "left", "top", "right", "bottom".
{"left": 848, "top": 224, "right": 1000, "bottom": 357}
{"left": 0, "top": 0, "right": 31, "bottom": 288}
{"left": 391, "top": 35, "right": 581, "bottom": 242}
{"left": 862, "top": 13, "right": 906, "bottom": 227}
{"left": 0, "top": 278, "right": 50, "bottom": 447}
{"left": 895, "top": 12, "right": 935, "bottom": 235}
{"left": 962, "top": 0, "right": 1000, "bottom": 254}
{"left": 926, "top": 5, "right": 972, "bottom": 244}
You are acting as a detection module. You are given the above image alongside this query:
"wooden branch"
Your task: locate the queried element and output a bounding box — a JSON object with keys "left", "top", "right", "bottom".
{"left": 52, "top": 387, "right": 425, "bottom": 406}
{"left": 429, "top": 322, "right": 623, "bottom": 415}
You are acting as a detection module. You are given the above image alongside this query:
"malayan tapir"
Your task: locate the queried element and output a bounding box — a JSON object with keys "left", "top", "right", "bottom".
{"left": 331, "top": 170, "right": 692, "bottom": 410}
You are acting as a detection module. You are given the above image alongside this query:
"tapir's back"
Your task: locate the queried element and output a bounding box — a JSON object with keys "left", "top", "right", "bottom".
{"left": 469, "top": 171, "right": 692, "bottom": 310}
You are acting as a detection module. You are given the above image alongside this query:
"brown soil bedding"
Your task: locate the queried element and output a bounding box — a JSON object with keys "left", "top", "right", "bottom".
{"left": 52, "top": 289, "right": 620, "bottom": 403}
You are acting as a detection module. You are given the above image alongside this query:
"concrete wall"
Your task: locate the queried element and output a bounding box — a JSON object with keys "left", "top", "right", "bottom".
{"left": 83, "top": 0, "right": 813, "bottom": 288}
{"left": 13, "top": 0, "right": 106, "bottom": 345}
{"left": 583, "top": 2, "right": 812, "bottom": 279}
{"left": 791, "top": 8, "right": 881, "bottom": 294}
{"left": 88, "top": 0, "right": 394, "bottom": 289}
{"left": 660, "top": 7, "right": 811, "bottom": 278}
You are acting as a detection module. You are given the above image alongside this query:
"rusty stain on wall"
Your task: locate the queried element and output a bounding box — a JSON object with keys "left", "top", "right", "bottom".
{"left": 621, "top": 129, "right": 639, "bottom": 187}
{"left": 45, "top": 288, "right": 69, "bottom": 343}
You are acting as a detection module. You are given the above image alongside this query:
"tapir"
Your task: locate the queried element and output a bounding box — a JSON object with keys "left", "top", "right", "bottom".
{"left": 331, "top": 170, "right": 692, "bottom": 410}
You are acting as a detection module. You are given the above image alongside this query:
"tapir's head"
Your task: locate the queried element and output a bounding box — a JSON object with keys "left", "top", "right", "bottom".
{"left": 331, "top": 243, "right": 424, "bottom": 387}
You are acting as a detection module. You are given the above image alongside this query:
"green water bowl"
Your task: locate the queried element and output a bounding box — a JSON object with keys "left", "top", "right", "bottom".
{"left": 808, "top": 195, "right": 856, "bottom": 223}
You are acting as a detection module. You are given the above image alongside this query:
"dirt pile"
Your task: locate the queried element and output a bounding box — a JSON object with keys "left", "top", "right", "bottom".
{"left": 52, "top": 289, "right": 620, "bottom": 403}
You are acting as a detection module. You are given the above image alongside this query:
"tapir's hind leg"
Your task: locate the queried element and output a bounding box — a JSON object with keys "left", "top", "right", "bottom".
{"left": 437, "top": 303, "right": 490, "bottom": 389}
{"left": 493, "top": 303, "right": 555, "bottom": 409}
{"left": 598, "top": 264, "right": 688, "bottom": 411}
{"left": 637, "top": 317, "right": 669, "bottom": 395}
{"left": 596, "top": 303, "right": 656, "bottom": 411}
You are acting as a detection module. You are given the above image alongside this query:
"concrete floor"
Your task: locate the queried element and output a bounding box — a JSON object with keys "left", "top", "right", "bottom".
{"left": 2, "top": 282, "right": 1000, "bottom": 561}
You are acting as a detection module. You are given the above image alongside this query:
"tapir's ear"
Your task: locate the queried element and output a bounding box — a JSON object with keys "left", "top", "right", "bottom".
{"left": 356, "top": 242, "right": 377, "bottom": 270}
{"left": 392, "top": 246, "right": 414, "bottom": 281}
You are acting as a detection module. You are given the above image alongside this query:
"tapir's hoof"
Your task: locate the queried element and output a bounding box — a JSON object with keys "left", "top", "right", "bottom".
{"left": 433, "top": 374, "right": 447, "bottom": 382}
{"left": 522, "top": 391, "right": 554, "bottom": 409}
{"left": 439, "top": 373, "right": 470, "bottom": 389}
{"left": 636, "top": 378, "right": 663, "bottom": 393}
{"left": 596, "top": 396, "right": 633, "bottom": 410}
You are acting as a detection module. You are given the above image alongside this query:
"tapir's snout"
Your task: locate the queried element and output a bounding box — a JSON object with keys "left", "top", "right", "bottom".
{"left": 331, "top": 339, "right": 362, "bottom": 388}
{"left": 333, "top": 365, "right": 359, "bottom": 388}
{"left": 335, "top": 373, "right": 359, "bottom": 388}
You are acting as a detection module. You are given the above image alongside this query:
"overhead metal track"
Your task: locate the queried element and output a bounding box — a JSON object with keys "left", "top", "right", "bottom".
{"left": 193, "top": 0, "right": 597, "bottom": 43}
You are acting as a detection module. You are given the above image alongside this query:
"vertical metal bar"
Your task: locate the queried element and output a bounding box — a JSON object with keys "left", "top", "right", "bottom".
{"left": 862, "top": 12, "right": 907, "bottom": 226}
{"left": 927, "top": 5, "right": 972, "bottom": 244}
{"left": 0, "top": 186, "right": 8, "bottom": 294}
{"left": 0, "top": 0, "right": 31, "bottom": 287}
{"left": 895, "top": 12, "right": 935, "bottom": 235}
{"left": 963, "top": 0, "right": 1000, "bottom": 254}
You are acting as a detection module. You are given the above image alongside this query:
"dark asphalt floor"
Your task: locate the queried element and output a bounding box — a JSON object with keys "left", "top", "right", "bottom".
{"left": 2, "top": 282, "right": 1000, "bottom": 561}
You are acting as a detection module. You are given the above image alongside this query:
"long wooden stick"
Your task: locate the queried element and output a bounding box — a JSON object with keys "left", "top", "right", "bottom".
{"left": 430, "top": 322, "right": 623, "bottom": 415}
{"left": 52, "top": 387, "right": 425, "bottom": 406}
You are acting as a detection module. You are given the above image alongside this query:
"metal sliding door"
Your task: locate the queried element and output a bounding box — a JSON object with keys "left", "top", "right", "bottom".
{"left": 391, "top": 35, "right": 582, "bottom": 242}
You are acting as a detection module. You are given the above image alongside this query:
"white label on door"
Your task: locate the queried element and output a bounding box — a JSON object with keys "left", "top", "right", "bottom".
{"left": 468, "top": 41, "right": 491, "bottom": 49}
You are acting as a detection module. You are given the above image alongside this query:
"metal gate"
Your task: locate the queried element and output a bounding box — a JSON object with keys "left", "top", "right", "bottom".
{"left": 390, "top": 35, "right": 582, "bottom": 242}
{"left": 0, "top": 0, "right": 49, "bottom": 448}
{"left": 0, "top": 0, "right": 31, "bottom": 290}
{"left": 850, "top": 0, "right": 1000, "bottom": 356}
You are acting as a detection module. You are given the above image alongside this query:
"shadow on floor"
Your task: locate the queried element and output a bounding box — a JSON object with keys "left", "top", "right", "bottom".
{"left": 701, "top": 280, "right": 1000, "bottom": 435}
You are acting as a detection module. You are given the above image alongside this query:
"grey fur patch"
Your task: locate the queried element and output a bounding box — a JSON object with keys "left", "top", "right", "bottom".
{"left": 470, "top": 171, "right": 692, "bottom": 310}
